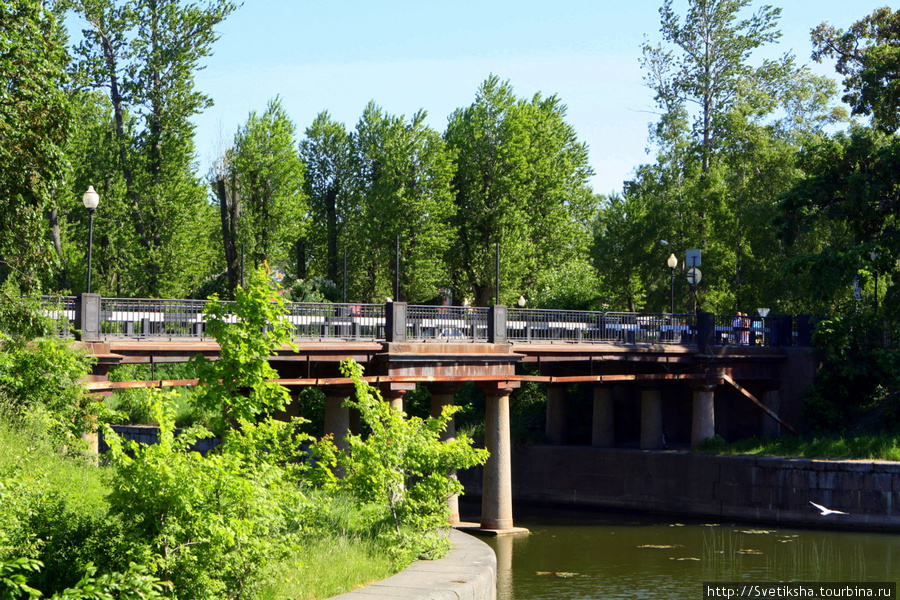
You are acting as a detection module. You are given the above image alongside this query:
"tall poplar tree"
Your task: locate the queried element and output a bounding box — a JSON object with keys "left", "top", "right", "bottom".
{"left": 299, "top": 112, "right": 353, "bottom": 285}
{"left": 445, "top": 76, "right": 594, "bottom": 306}
{"left": 67, "top": 0, "right": 236, "bottom": 297}
{"left": 348, "top": 103, "right": 456, "bottom": 303}
{"left": 214, "top": 97, "right": 306, "bottom": 294}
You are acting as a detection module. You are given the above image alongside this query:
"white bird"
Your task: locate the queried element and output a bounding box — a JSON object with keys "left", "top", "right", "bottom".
{"left": 810, "top": 501, "right": 848, "bottom": 516}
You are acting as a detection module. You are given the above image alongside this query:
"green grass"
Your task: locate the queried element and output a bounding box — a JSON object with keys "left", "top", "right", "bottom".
{"left": 697, "top": 433, "right": 900, "bottom": 461}
{"left": 0, "top": 409, "right": 109, "bottom": 516}
{"left": 261, "top": 534, "right": 400, "bottom": 600}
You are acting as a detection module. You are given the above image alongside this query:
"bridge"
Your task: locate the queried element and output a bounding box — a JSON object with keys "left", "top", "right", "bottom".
{"left": 54, "top": 293, "right": 818, "bottom": 534}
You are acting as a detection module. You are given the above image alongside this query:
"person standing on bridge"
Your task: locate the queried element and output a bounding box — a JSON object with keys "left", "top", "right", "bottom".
{"left": 732, "top": 312, "right": 743, "bottom": 345}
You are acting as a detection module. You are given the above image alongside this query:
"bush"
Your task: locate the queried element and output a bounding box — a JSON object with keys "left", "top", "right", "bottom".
{"left": 332, "top": 359, "right": 488, "bottom": 562}
{"left": 103, "top": 391, "right": 316, "bottom": 600}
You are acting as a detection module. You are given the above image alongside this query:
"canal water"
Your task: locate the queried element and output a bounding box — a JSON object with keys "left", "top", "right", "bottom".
{"left": 473, "top": 504, "right": 900, "bottom": 600}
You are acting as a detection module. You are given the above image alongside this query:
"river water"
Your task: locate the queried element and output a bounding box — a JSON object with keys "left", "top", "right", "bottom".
{"left": 474, "top": 504, "right": 900, "bottom": 600}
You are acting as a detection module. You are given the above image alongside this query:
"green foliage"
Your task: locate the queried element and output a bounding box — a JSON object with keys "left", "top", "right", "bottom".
{"left": 103, "top": 392, "right": 313, "bottom": 600}
{"left": 299, "top": 112, "right": 354, "bottom": 286}
{"left": 335, "top": 360, "right": 488, "bottom": 561}
{"left": 0, "top": 0, "right": 71, "bottom": 283}
{"left": 803, "top": 313, "right": 900, "bottom": 431}
{"left": 66, "top": 0, "right": 236, "bottom": 297}
{"left": 609, "top": 0, "right": 843, "bottom": 314}
{"left": 192, "top": 266, "right": 297, "bottom": 434}
{"left": 444, "top": 76, "right": 596, "bottom": 306}
{"left": 777, "top": 127, "right": 900, "bottom": 316}
{"left": 812, "top": 7, "right": 900, "bottom": 133}
{"left": 0, "top": 558, "right": 172, "bottom": 600}
{"left": 0, "top": 281, "right": 96, "bottom": 446}
{"left": 286, "top": 277, "right": 339, "bottom": 303}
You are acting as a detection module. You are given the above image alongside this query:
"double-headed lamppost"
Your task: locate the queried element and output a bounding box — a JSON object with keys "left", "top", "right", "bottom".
{"left": 667, "top": 253, "right": 678, "bottom": 314}
{"left": 82, "top": 186, "right": 100, "bottom": 294}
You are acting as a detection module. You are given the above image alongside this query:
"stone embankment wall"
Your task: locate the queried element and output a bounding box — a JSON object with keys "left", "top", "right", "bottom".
{"left": 329, "top": 529, "right": 496, "bottom": 600}
{"left": 462, "top": 446, "right": 900, "bottom": 530}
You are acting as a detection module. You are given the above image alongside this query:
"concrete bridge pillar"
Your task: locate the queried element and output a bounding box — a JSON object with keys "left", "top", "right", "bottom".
{"left": 545, "top": 384, "right": 567, "bottom": 445}
{"left": 761, "top": 389, "right": 782, "bottom": 438}
{"left": 324, "top": 387, "right": 352, "bottom": 451}
{"left": 480, "top": 382, "right": 520, "bottom": 531}
{"left": 591, "top": 386, "right": 615, "bottom": 447}
{"left": 691, "top": 385, "right": 716, "bottom": 448}
{"left": 640, "top": 388, "right": 664, "bottom": 450}
{"left": 431, "top": 386, "right": 460, "bottom": 524}
{"left": 381, "top": 385, "right": 412, "bottom": 413}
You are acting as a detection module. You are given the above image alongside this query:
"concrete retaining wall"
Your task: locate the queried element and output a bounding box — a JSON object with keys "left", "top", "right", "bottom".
{"left": 461, "top": 446, "right": 900, "bottom": 530}
{"left": 329, "top": 529, "right": 496, "bottom": 600}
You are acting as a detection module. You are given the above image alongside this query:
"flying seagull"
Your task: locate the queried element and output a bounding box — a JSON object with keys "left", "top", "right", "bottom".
{"left": 810, "top": 501, "right": 848, "bottom": 516}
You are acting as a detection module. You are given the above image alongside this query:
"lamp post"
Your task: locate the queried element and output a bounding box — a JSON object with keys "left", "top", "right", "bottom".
{"left": 667, "top": 253, "right": 678, "bottom": 314}
{"left": 82, "top": 186, "right": 100, "bottom": 294}
{"left": 871, "top": 249, "right": 880, "bottom": 312}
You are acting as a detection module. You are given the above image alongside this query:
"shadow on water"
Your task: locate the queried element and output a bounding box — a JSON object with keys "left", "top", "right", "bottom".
{"left": 464, "top": 502, "right": 900, "bottom": 600}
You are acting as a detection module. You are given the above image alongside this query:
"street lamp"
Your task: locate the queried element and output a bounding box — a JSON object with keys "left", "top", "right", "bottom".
{"left": 667, "top": 253, "right": 678, "bottom": 313}
{"left": 82, "top": 186, "right": 100, "bottom": 294}
{"left": 871, "top": 249, "right": 880, "bottom": 312}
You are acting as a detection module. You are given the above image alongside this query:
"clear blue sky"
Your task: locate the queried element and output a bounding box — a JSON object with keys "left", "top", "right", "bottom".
{"left": 172, "top": 1, "right": 870, "bottom": 194}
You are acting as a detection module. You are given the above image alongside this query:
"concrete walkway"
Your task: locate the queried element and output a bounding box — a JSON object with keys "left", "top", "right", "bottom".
{"left": 328, "top": 529, "right": 497, "bottom": 600}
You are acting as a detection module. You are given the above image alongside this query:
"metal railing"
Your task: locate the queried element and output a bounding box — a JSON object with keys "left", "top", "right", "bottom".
{"left": 41, "top": 295, "right": 77, "bottom": 337}
{"left": 100, "top": 297, "right": 212, "bottom": 338}
{"left": 285, "top": 302, "right": 385, "bottom": 340}
{"left": 43, "top": 294, "right": 815, "bottom": 347}
{"left": 711, "top": 314, "right": 773, "bottom": 347}
{"left": 406, "top": 305, "right": 489, "bottom": 342}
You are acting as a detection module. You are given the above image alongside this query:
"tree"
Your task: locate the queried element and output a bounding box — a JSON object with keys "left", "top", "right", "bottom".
{"left": 0, "top": 0, "right": 71, "bottom": 286}
{"left": 445, "top": 76, "right": 595, "bottom": 306}
{"left": 776, "top": 126, "right": 900, "bottom": 316}
{"left": 67, "top": 0, "right": 236, "bottom": 297}
{"left": 348, "top": 103, "right": 457, "bottom": 302}
{"left": 812, "top": 7, "right": 900, "bottom": 133}
{"left": 213, "top": 97, "right": 306, "bottom": 297}
{"left": 192, "top": 266, "right": 297, "bottom": 436}
{"left": 299, "top": 112, "right": 353, "bottom": 286}
{"left": 598, "top": 0, "right": 842, "bottom": 313}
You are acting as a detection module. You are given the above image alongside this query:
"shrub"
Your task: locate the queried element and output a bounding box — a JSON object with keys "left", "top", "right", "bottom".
{"left": 332, "top": 359, "right": 489, "bottom": 561}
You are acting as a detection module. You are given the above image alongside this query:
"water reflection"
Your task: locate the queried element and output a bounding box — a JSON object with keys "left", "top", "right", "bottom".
{"left": 473, "top": 504, "right": 900, "bottom": 600}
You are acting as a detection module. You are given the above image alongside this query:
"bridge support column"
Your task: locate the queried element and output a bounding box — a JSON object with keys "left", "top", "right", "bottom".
{"left": 761, "top": 389, "right": 781, "bottom": 438}
{"left": 640, "top": 388, "right": 664, "bottom": 450}
{"left": 324, "top": 388, "right": 352, "bottom": 451}
{"left": 479, "top": 382, "right": 523, "bottom": 532}
{"left": 591, "top": 387, "right": 615, "bottom": 447}
{"left": 381, "top": 389, "right": 406, "bottom": 412}
{"left": 431, "top": 386, "right": 459, "bottom": 523}
{"left": 546, "top": 384, "right": 567, "bottom": 445}
{"left": 691, "top": 385, "right": 716, "bottom": 449}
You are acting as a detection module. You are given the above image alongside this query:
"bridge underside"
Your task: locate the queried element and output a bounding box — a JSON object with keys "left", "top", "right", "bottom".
{"left": 82, "top": 339, "right": 815, "bottom": 533}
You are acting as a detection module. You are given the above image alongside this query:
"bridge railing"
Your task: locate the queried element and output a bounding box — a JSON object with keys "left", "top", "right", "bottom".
{"left": 41, "top": 295, "right": 78, "bottom": 337}
{"left": 506, "top": 309, "right": 698, "bottom": 344}
{"left": 99, "top": 297, "right": 214, "bottom": 338}
{"left": 285, "top": 302, "right": 385, "bottom": 340}
{"left": 406, "top": 305, "right": 489, "bottom": 342}
{"left": 46, "top": 294, "right": 815, "bottom": 347}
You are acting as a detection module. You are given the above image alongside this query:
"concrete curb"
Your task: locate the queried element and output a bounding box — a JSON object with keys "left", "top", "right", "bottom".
{"left": 328, "top": 529, "right": 497, "bottom": 600}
